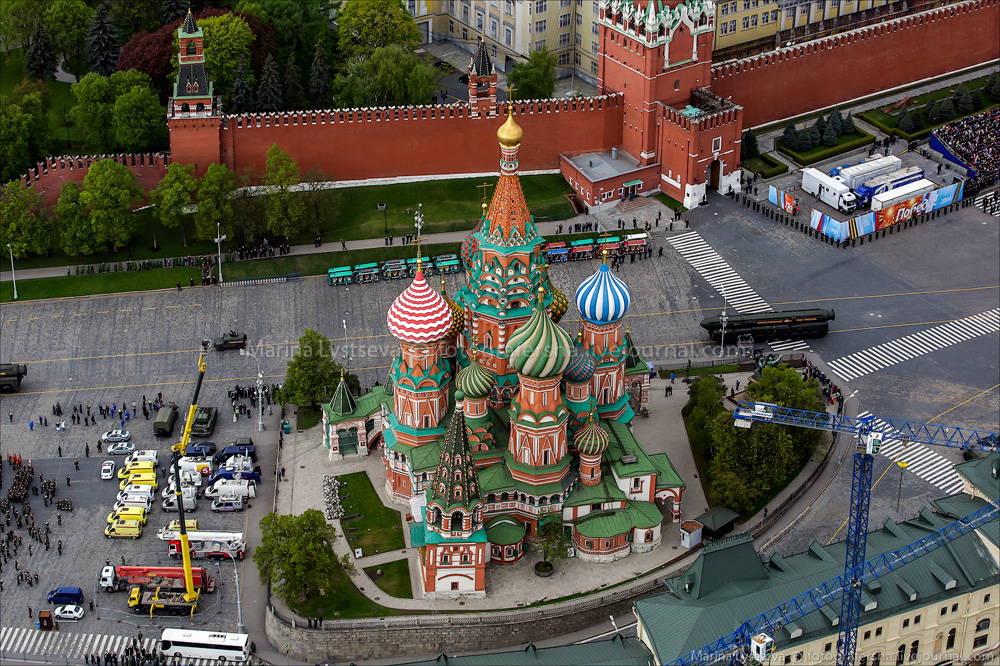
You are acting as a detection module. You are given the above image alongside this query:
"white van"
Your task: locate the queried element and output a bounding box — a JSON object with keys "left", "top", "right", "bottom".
{"left": 160, "top": 485, "right": 199, "bottom": 501}
{"left": 117, "top": 485, "right": 154, "bottom": 501}
{"left": 122, "top": 450, "right": 159, "bottom": 466}
{"left": 162, "top": 495, "right": 197, "bottom": 513}
{"left": 114, "top": 496, "right": 153, "bottom": 512}
{"left": 204, "top": 480, "right": 256, "bottom": 499}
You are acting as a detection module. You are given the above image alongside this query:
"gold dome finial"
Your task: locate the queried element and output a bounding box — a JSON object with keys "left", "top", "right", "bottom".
{"left": 497, "top": 103, "right": 523, "bottom": 147}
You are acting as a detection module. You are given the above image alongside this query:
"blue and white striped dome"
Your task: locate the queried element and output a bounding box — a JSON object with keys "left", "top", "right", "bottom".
{"left": 575, "top": 263, "right": 631, "bottom": 324}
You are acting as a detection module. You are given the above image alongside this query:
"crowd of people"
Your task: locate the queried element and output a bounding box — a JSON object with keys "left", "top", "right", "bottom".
{"left": 235, "top": 238, "right": 285, "bottom": 261}
{"left": 935, "top": 107, "right": 1000, "bottom": 189}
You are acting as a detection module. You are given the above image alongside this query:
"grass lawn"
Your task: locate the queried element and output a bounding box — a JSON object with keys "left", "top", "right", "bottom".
{"left": 364, "top": 559, "right": 414, "bottom": 599}
{"left": 339, "top": 471, "right": 405, "bottom": 556}
{"left": 290, "top": 567, "right": 415, "bottom": 619}
{"left": 1, "top": 266, "right": 201, "bottom": 303}
{"left": 295, "top": 405, "right": 322, "bottom": 430}
{"left": 742, "top": 154, "right": 789, "bottom": 178}
{"left": 655, "top": 193, "right": 688, "bottom": 212}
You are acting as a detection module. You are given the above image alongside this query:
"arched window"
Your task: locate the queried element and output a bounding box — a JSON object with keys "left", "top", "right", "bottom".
{"left": 674, "top": 79, "right": 680, "bottom": 91}
{"left": 550, "top": 494, "right": 560, "bottom": 504}
{"left": 451, "top": 510, "right": 464, "bottom": 528}
{"left": 539, "top": 496, "right": 547, "bottom": 505}
{"left": 195, "top": 102, "right": 205, "bottom": 112}
{"left": 976, "top": 618, "right": 991, "bottom": 632}
{"left": 896, "top": 644, "right": 905, "bottom": 665}
{"left": 500, "top": 492, "right": 508, "bottom": 501}
{"left": 186, "top": 41, "right": 196, "bottom": 55}
{"left": 946, "top": 628, "right": 956, "bottom": 650}
{"left": 487, "top": 493, "right": 496, "bottom": 502}
{"left": 908, "top": 641, "right": 918, "bottom": 662}
{"left": 872, "top": 653, "right": 881, "bottom": 666}
{"left": 461, "top": 553, "right": 469, "bottom": 563}
{"left": 454, "top": 487, "right": 462, "bottom": 499}
{"left": 645, "top": 530, "right": 653, "bottom": 542}
{"left": 421, "top": 472, "right": 427, "bottom": 482}
{"left": 441, "top": 553, "right": 449, "bottom": 564}
{"left": 181, "top": 103, "right": 190, "bottom": 113}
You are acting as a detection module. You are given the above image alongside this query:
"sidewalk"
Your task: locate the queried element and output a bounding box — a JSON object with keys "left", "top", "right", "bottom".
{"left": 1, "top": 202, "right": 684, "bottom": 283}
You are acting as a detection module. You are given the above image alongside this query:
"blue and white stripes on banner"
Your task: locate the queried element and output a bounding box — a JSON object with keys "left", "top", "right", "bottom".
{"left": 575, "top": 263, "right": 631, "bottom": 324}
{"left": 820, "top": 181, "right": 965, "bottom": 241}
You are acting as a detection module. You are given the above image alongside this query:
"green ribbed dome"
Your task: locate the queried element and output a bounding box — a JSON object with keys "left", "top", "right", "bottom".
{"left": 507, "top": 289, "right": 572, "bottom": 379}
{"left": 575, "top": 415, "right": 608, "bottom": 456}
{"left": 456, "top": 353, "right": 495, "bottom": 399}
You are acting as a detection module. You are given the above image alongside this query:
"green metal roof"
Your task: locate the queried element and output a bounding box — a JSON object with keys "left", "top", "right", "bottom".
{"left": 649, "top": 453, "right": 685, "bottom": 489}
{"left": 693, "top": 506, "right": 740, "bottom": 532}
{"left": 485, "top": 514, "right": 526, "bottom": 546}
{"left": 573, "top": 501, "right": 663, "bottom": 538}
{"left": 635, "top": 501, "right": 1000, "bottom": 664}
{"left": 397, "top": 634, "right": 654, "bottom": 666}
{"left": 563, "top": 470, "right": 627, "bottom": 507}
{"left": 410, "top": 440, "right": 444, "bottom": 473}
{"left": 604, "top": 421, "right": 659, "bottom": 478}
{"left": 954, "top": 452, "right": 999, "bottom": 502}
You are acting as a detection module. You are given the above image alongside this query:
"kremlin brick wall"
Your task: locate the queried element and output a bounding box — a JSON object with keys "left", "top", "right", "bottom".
{"left": 21, "top": 153, "right": 169, "bottom": 208}
{"left": 209, "top": 96, "right": 625, "bottom": 180}
{"left": 712, "top": 0, "right": 1000, "bottom": 127}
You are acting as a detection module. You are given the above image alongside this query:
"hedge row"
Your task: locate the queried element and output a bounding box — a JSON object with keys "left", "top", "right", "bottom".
{"left": 745, "top": 153, "right": 789, "bottom": 178}
{"left": 777, "top": 130, "right": 875, "bottom": 166}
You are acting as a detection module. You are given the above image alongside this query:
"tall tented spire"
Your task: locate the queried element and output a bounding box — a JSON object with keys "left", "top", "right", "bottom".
{"left": 426, "top": 393, "right": 484, "bottom": 538}
{"left": 182, "top": 8, "right": 198, "bottom": 34}
{"left": 328, "top": 369, "right": 357, "bottom": 416}
{"left": 484, "top": 106, "right": 536, "bottom": 246}
{"left": 471, "top": 37, "right": 493, "bottom": 78}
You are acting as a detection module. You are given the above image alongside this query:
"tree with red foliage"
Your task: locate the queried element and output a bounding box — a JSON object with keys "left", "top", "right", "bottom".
{"left": 116, "top": 8, "right": 275, "bottom": 101}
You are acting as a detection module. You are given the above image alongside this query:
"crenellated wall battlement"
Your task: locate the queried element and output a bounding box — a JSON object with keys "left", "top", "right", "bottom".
{"left": 712, "top": 0, "right": 1000, "bottom": 125}
{"left": 20, "top": 153, "right": 170, "bottom": 207}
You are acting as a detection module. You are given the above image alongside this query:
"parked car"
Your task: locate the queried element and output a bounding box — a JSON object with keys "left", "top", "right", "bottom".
{"left": 106, "top": 442, "right": 136, "bottom": 455}
{"left": 190, "top": 407, "right": 218, "bottom": 437}
{"left": 53, "top": 605, "right": 85, "bottom": 620}
{"left": 187, "top": 441, "right": 217, "bottom": 456}
{"left": 211, "top": 497, "right": 245, "bottom": 512}
{"left": 100, "top": 430, "right": 131, "bottom": 443}
{"left": 213, "top": 331, "right": 247, "bottom": 351}
{"left": 101, "top": 461, "right": 116, "bottom": 480}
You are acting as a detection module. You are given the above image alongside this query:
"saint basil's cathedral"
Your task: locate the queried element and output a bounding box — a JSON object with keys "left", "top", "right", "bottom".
{"left": 327, "top": 109, "right": 685, "bottom": 599}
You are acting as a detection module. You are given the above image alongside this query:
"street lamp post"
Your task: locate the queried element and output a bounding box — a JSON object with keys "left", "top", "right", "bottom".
{"left": 719, "top": 290, "right": 729, "bottom": 358}
{"left": 6, "top": 243, "right": 17, "bottom": 301}
{"left": 228, "top": 548, "right": 246, "bottom": 634}
{"left": 215, "top": 222, "right": 227, "bottom": 284}
{"left": 841, "top": 389, "right": 860, "bottom": 465}
{"left": 895, "top": 460, "right": 909, "bottom": 513}
{"left": 240, "top": 348, "right": 265, "bottom": 432}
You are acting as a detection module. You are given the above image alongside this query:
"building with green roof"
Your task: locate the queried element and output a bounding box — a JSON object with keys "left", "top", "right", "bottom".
{"left": 321, "top": 378, "right": 391, "bottom": 459}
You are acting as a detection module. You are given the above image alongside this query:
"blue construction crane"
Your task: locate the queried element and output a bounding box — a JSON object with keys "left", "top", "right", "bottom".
{"left": 665, "top": 402, "right": 998, "bottom": 666}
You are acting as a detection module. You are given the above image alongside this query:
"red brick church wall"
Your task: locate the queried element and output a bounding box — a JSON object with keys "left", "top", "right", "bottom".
{"left": 712, "top": 0, "right": 1000, "bottom": 127}
{"left": 212, "top": 96, "right": 624, "bottom": 180}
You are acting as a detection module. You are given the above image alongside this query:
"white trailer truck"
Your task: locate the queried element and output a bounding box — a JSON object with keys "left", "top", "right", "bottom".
{"left": 838, "top": 155, "right": 902, "bottom": 190}
{"left": 870, "top": 178, "right": 936, "bottom": 211}
{"left": 801, "top": 168, "right": 857, "bottom": 213}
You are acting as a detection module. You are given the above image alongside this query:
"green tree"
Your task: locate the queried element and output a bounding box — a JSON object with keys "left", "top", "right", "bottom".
{"left": 682, "top": 375, "right": 726, "bottom": 455}
{"left": 910, "top": 107, "right": 925, "bottom": 131}
{"left": 808, "top": 124, "right": 821, "bottom": 148}
{"left": 0, "top": 181, "right": 49, "bottom": 258}
{"left": 812, "top": 114, "right": 826, "bottom": 136}
{"left": 253, "top": 509, "right": 353, "bottom": 605}
{"left": 821, "top": 121, "right": 837, "bottom": 147}
{"left": 336, "top": 0, "right": 420, "bottom": 63}
{"left": 924, "top": 101, "right": 940, "bottom": 125}
{"left": 300, "top": 167, "right": 342, "bottom": 234}
{"left": 957, "top": 87, "right": 974, "bottom": 115}
{"left": 828, "top": 108, "right": 843, "bottom": 136}
{"left": 971, "top": 87, "right": 983, "bottom": 111}
{"left": 708, "top": 412, "right": 796, "bottom": 514}
{"left": 231, "top": 166, "right": 268, "bottom": 241}
{"left": 256, "top": 53, "right": 282, "bottom": 112}
{"left": 797, "top": 130, "right": 813, "bottom": 151}
{"left": 110, "top": 68, "right": 154, "bottom": 97}
{"left": 44, "top": 0, "right": 93, "bottom": 81}
{"left": 110, "top": 0, "right": 160, "bottom": 41}
{"left": 263, "top": 143, "right": 304, "bottom": 237}
{"left": 161, "top": 0, "right": 189, "bottom": 24}
{"left": 741, "top": 128, "right": 760, "bottom": 161}
{"left": 79, "top": 159, "right": 143, "bottom": 251}
{"left": 25, "top": 24, "right": 58, "bottom": 82}
{"left": 180, "top": 13, "right": 256, "bottom": 107}
{"left": 508, "top": 48, "right": 557, "bottom": 100}
{"left": 333, "top": 45, "right": 435, "bottom": 107}
{"left": 235, "top": 0, "right": 328, "bottom": 72}
{"left": 86, "top": 3, "right": 120, "bottom": 77}
{"left": 1, "top": 1, "right": 48, "bottom": 52}
{"left": 282, "top": 52, "right": 303, "bottom": 110}
{"left": 150, "top": 163, "right": 197, "bottom": 246}
{"left": 781, "top": 122, "right": 799, "bottom": 151}
{"left": 71, "top": 72, "right": 117, "bottom": 151}
{"left": 0, "top": 89, "right": 51, "bottom": 184}
{"left": 744, "top": 365, "right": 824, "bottom": 460}
{"left": 842, "top": 112, "right": 857, "bottom": 134}
{"left": 536, "top": 518, "right": 570, "bottom": 566}
{"left": 194, "top": 162, "right": 238, "bottom": 241}
{"left": 57, "top": 181, "right": 100, "bottom": 256}
{"left": 897, "top": 111, "right": 914, "bottom": 134}
{"left": 230, "top": 57, "right": 255, "bottom": 114}
{"left": 307, "top": 37, "right": 329, "bottom": 108}
{"left": 114, "top": 84, "right": 164, "bottom": 151}
{"left": 280, "top": 328, "right": 356, "bottom": 406}
{"left": 938, "top": 98, "right": 956, "bottom": 121}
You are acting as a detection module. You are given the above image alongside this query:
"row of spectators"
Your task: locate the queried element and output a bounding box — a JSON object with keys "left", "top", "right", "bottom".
{"left": 934, "top": 107, "right": 1000, "bottom": 191}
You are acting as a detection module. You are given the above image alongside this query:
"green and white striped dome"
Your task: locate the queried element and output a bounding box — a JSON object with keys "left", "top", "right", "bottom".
{"left": 507, "top": 288, "right": 572, "bottom": 379}
{"left": 456, "top": 353, "right": 495, "bottom": 399}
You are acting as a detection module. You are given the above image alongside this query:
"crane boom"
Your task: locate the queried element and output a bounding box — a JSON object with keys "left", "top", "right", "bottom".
{"left": 170, "top": 351, "right": 208, "bottom": 603}
{"left": 723, "top": 401, "right": 998, "bottom": 666}
{"left": 666, "top": 502, "right": 998, "bottom": 665}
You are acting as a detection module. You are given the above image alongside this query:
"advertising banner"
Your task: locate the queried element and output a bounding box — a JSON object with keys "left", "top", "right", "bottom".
{"left": 876, "top": 194, "right": 928, "bottom": 230}
{"left": 925, "top": 180, "right": 964, "bottom": 212}
{"left": 768, "top": 185, "right": 796, "bottom": 213}
{"left": 848, "top": 212, "right": 877, "bottom": 239}
{"left": 810, "top": 209, "right": 848, "bottom": 241}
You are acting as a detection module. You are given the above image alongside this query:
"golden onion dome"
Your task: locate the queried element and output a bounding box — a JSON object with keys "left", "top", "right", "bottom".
{"left": 440, "top": 279, "right": 465, "bottom": 338}
{"left": 497, "top": 105, "right": 523, "bottom": 147}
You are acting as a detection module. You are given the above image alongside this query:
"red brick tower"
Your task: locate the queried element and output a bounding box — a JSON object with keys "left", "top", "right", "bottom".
{"left": 167, "top": 9, "right": 221, "bottom": 175}
{"left": 468, "top": 38, "right": 498, "bottom": 118}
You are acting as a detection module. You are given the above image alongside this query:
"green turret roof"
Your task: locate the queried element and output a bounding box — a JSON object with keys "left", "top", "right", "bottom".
{"left": 426, "top": 393, "right": 483, "bottom": 517}
{"left": 507, "top": 288, "right": 572, "bottom": 378}
{"left": 328, "top": 370, "right": 357, "bottom": 417}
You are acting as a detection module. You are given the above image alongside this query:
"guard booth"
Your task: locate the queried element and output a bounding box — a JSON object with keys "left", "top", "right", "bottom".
{"left": 37, "top": 610, "right": 56, "bottom": 631}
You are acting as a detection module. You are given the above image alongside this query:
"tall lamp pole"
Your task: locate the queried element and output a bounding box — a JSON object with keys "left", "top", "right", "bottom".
{"left": 240, "top": 348, "right": 265, "bottom": 432}
{"left": 6, "top": 243, "right": 17, "bottom": 300}
{"left": 215, "top": 222, "right": 227, "bottom": 284}
{"left": 228, "top": 548, "right": 246, "bottom": 634}
{"left": 719, "top": 289, "right": 729, "bottom": 358}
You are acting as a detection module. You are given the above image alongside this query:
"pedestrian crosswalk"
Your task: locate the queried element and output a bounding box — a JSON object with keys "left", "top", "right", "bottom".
{"left": 971, "top": 192, "right": 1000, "bottom": 219}
{"left": 668, "top": 232, "right": 811, "bottom": 353}
{"left": 827, "top": 308, "right": 1000, "bottom": 382}
{"left": 0, "top": 626, "right": 217, "bottom": 666}
{"left": 856, "top": 412, "right": 966, "bottom": 495}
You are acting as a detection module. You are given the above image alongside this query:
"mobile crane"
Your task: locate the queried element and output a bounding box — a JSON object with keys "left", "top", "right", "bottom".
{"left": 673, "top": 402, "right": 998, "bottom": 666}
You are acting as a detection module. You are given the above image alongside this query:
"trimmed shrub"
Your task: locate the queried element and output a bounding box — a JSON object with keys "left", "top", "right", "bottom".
{"left": 897, "top": 111, "right": 914, "bottom": 133}
{"left": 822, "top": 122, "right": 837, "bottom": 147}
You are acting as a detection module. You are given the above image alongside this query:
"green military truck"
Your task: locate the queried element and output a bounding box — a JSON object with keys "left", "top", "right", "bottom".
{"left": 0, "top": 364, "right": 27, "bottom": 393}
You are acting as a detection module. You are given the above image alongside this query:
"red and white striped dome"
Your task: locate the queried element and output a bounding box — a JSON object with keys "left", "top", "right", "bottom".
{"left": 387, "top": 268, "right": 454, "bottom": 344}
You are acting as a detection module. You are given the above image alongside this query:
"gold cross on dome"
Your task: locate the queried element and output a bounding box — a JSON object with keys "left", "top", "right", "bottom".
{"left": 505, "top": 85, "right": 518, "bottom": 102}
{"left": 477, "top": 181, "right": 494, "bottom": 206}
